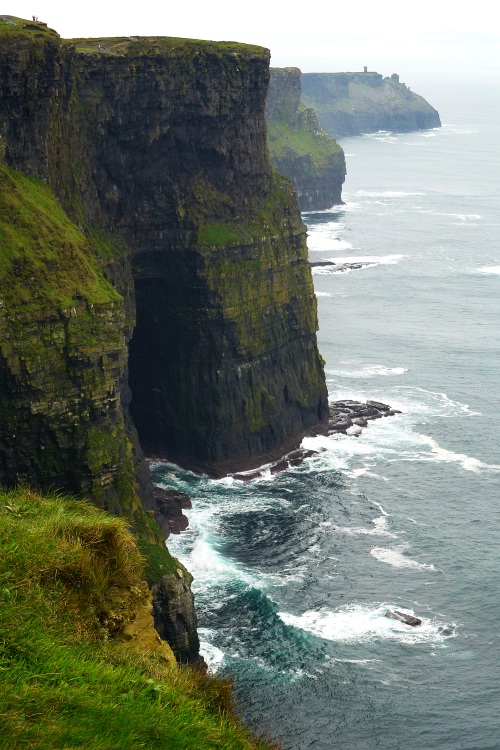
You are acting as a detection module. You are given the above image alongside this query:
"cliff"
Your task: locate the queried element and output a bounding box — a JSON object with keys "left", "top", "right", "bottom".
{"left": 301, "top": 71, "right": 441, "bottom": 137}
{"left": 0, "top": 17, "right": 328, "bottom": 659}
{"left": 265, "top": 67, "right": 345, "bottom": 210}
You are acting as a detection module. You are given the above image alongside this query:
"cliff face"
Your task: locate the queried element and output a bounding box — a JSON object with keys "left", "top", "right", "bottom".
{"left": 0, "top": 19, "right": 328, "bottom": 654}
{"left": 265, "top": 67, "right": 346, "bottom": 211}
{"left": 301, "top": 71, "right": 441, "bottom": 137}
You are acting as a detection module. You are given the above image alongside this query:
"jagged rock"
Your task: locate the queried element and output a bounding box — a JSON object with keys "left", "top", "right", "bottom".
{"left": 265, "top": 67, "right": 346, "bottom": 211}
{"left": 153, "top": 487, "right": 191, "bottom": 539}
{"left": 302, "top": 70, "right": 441, "bottom": 137}
{"left": 328, "top": 398, "right": 401, "bottom": 435}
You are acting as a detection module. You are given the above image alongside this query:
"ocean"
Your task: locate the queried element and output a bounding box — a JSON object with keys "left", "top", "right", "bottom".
{"left": 151, "top": 77, "right": 500, "bottom": 749}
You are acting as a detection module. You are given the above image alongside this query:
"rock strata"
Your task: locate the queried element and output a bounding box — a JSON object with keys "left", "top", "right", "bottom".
{"left": 328, "top": 400, "right": 402, "bottom": 436}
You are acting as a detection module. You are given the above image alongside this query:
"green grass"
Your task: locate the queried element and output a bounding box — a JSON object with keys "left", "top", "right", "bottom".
{"left": 0, "top": 165, "right": 121, "bottom": 312}
{"left": 69, "top": 35, "right": 267, "bottom": 59}
{"left": 267, "top": 118, "right": 342, "bottom": 169}
{"left": 0, "top": 15, "right": 59, "bottom": 41}
{"left": 0, "top": 487, "right": 280, "bottom": 749}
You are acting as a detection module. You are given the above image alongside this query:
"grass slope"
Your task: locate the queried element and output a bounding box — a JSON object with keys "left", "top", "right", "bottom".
{"left": 267, "top": 118, "right": 342, "bottom": 170}
{"left": 0, "top": 487, "right": 279, "bottom": 749}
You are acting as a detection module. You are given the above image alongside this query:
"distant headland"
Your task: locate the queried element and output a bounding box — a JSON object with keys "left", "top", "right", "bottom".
{"left": 301, "top": 69, "right": 441, "bottom": 137}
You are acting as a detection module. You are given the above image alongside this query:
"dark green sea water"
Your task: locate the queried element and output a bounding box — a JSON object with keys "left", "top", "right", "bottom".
{"left": 152, "top": 78, "right": 500, "bottom": 749}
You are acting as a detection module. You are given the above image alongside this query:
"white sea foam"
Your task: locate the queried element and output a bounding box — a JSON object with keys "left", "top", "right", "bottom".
{"left": 199, "top": 633, "right": 225, "bottom": 671}
{"left": 415, "top": 209, "right": 481, "bottom": 222}
{"left": 327, "top": 362, "right": 408, "bottom": 379}
{"left": 339, "top": 200, "right": 363, "bottom": 212}
{"left": 311, "top": 254, "right": 406, "bottom": 275}
{"left": 188, "top": 538, "right": 236, "bottom": 576}
{"left": 416, "top": 434, "right": 500, "bottom": 472}
{"left": 308, "top": 238, "right": 354, "bottom": 254}
{"left": 315, "top": 291, "right": 333, "bottom": 297}
{"left": 370, "top": 545, "right": 437, "bottom": 571}
{"left": 339, "top": 514, "right": 397, "bottom": 538}
{"left": 321, "top": 253, "right": 405, "bottom": 265}
{"left": 278, "top": 604, "right": 452, "bottom": 645}
{"left": 477, "top": 264, "right": 500, "bottom": 275}
{"left": 393, "top": 386, "right": 481, "bottom": 417}
{"left": 356, "top": 190, "right": 425, "bottom": 198}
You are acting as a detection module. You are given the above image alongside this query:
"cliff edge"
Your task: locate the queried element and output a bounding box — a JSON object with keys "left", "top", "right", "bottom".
{"left": 301, "top": 70, "right": 441, "bottom": 137}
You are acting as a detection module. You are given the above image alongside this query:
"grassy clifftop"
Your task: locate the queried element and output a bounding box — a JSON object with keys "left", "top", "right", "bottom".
{"left": 0, "top": 487, "right": 279, "bottom": 749}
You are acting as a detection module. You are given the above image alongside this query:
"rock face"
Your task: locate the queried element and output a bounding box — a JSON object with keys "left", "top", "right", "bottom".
{"left": 301, "top": 71, "right": 441, "bottom": 137}
{"left": 151, "top": 567, "right": 201, "bottom": 664}
{"left": 265, "top": 67, "right": 346, "bottom": 210}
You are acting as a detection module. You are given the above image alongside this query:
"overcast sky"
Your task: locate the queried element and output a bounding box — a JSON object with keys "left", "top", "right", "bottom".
{"left": 7, "top": 0, "right": 500, "bottom": 83}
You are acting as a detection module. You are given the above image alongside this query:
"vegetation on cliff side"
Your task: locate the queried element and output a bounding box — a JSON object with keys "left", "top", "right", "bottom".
{"left": 0, "top": 487, "right": 280, "bottom": 749}
{"left": 0, "top": 165, "right": 120, "bottom": 311}
{"left": 267, "top": 114, "right": 343, "bottom": 170}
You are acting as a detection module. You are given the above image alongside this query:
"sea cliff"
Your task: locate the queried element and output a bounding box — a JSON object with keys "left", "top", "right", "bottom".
{"left": 301, "top": 70, "right": 441, "bottom": 136}
{"left": 0, "top": 15, "right": 328, "bottom": 666}
{"left": 265, "top": 67, "right": 346, "bottom": 210}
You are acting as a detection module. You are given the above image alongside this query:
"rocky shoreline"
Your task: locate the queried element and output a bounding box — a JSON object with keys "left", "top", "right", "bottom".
{"left": 150, "top": 399, "right": 401, "bottom": 505}
{"left": 230, "top": 398, "right": 401, "bottom": 480}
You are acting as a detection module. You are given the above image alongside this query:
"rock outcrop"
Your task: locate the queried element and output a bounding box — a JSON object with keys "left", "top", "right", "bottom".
{"left": 301, "top": 70, "right": 441, "bottom": 137}
{"left": 265, "top": 67, "right": 345, "bottom": 210}
{"left": 151, "top": 566, "right": 201, "bottom": 664}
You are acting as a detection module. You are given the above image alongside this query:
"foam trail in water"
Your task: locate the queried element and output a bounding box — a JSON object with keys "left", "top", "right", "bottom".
{"left": 339, "top": 515, "right": 397, "bottom": 538}
{"left": 370, "top": 545, "right": 437, "bottom": 571}
{"left": 417, "top": 434, "right": 500, "bottom": 472}
{"left": 357, "top": 190, "right": 426, "bottom": 198}
{"left": 326, "top": 362, "right": 408, "bottom": 379}
{"left": 477, "top": 265, "right": 500, "bottom": 275}
{"left": 321, "top": 253, "right": 406, "bottom": 265}
{"left": 278, "top": 604, "right": 452, "bottom": 645}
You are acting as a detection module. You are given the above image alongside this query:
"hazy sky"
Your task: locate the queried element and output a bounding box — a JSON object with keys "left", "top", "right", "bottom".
{"left": 7, "top": 0, "right": 500, "bottom": 82}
